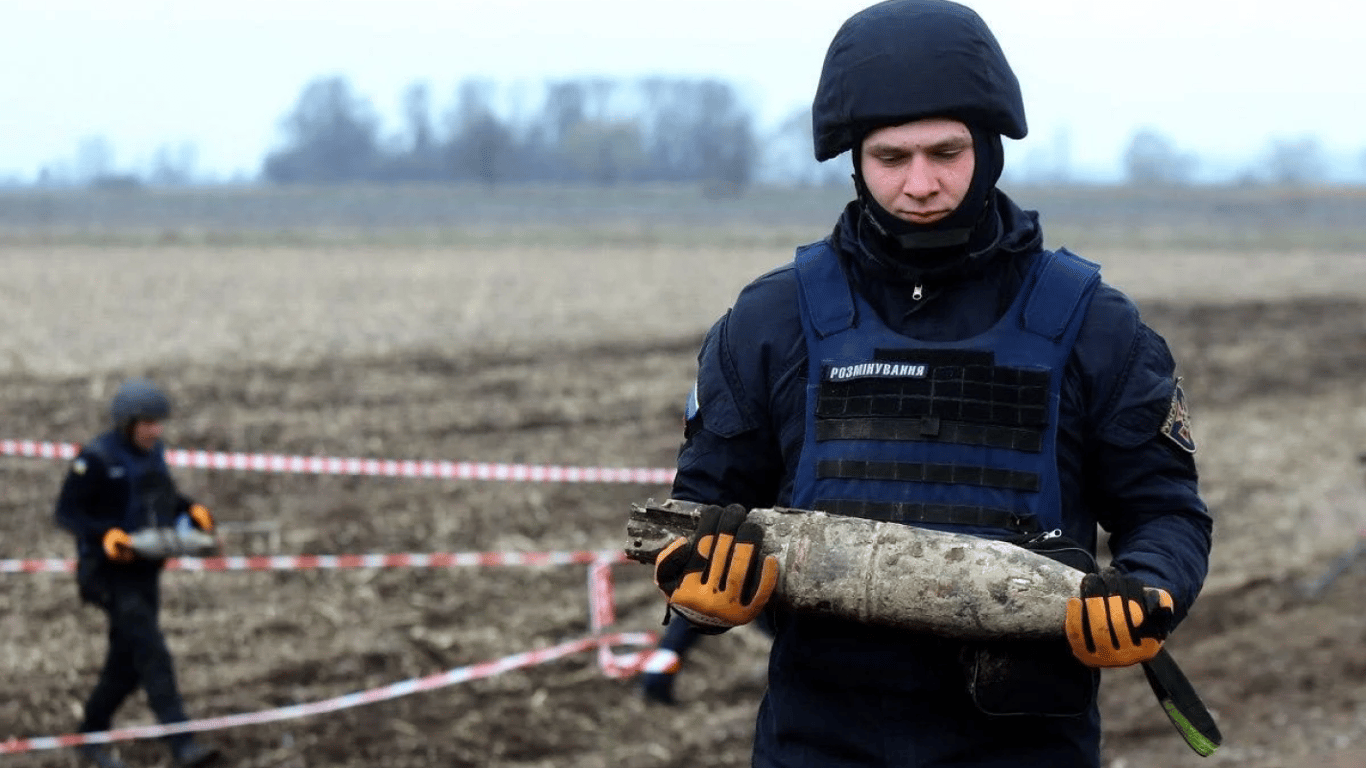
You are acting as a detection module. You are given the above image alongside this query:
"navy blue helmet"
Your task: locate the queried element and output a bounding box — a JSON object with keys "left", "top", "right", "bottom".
{"left": 109, "top": 378, "right": 171, "bottom": 429}
{"left": 812, "top": 0, "right": 1027, "bottom": 162}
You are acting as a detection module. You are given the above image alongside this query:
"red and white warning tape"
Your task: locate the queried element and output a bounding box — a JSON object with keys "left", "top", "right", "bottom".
{"left": 2, "top": 555, "right": 657, "bottom": 754}
{"left": 0, "top": 439, "right": 676, "bottom": 485}
{"left": 1, "top": 549, "right": 628, "bottom": 574}
{"left": 0, "top": 629, "right": 656, "bottom": 755}
{"left": 1, "top": 436, "right": 672, "bottom": 753}
{"left": 589, "top": 556, "right": 653, "bottom": 678}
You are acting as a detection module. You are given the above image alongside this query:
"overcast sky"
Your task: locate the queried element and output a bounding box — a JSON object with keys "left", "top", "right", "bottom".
{"left": 3, "top": 0, "right": 1362, "bottom": 182}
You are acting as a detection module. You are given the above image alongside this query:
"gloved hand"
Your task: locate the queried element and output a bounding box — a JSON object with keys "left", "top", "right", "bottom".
{"left": 654, "top": 503, "right": 779, "bottom": 634}
{"left": 102, "top": 528, "right": 136, "bottom": 563}
{"left": 1066, "top": 567, "right": 1175, "bottom": 668}
{"left": 188, "top": 503, "right": 215, "bottom": 532}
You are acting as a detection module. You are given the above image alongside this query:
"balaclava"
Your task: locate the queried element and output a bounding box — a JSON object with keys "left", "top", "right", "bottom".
{"left": 851, "top": 122, "right": 1005, "bottom": 279}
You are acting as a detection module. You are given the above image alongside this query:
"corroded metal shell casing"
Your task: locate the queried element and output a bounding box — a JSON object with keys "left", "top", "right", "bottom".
{"left": 625, "top": 499, "right": 1084, "bottom": 641}
{"left": 128, "top": 527, "right": 220, "bottom": 559}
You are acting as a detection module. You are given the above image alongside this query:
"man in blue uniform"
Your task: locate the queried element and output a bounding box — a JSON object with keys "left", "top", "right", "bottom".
{"left": 55, "top": 378, "right": 221, "bottom": 768}
{"left": 647, "top": 1, "right": 1213, "bottom": 765}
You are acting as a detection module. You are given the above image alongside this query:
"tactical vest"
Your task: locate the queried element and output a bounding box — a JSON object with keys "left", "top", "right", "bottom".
{"left": 792, "top": 242, "right": 1100, "bottom": 538}
{"left": 87, "top": 431, "right": 178, "bottom": 533}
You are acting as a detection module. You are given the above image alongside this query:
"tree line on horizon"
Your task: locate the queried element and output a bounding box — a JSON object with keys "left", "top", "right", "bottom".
{"left": 20, "top": 75, "right": 1366, "bottom": 193}
{"left": 261, "top": 76, "right": 771, "bottom": 195}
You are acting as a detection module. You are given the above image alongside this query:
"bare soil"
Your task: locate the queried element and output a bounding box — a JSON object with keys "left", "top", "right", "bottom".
{"left": 3, "top": 241, "right": 1366, "bottom": 768}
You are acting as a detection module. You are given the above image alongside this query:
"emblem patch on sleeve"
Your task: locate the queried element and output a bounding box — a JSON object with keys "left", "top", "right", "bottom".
{"left": 682, "top": 381, "right": 703, "bottom": 438}
{"left": 72, "top": 458, "right": 87, "bottom": 475}
{"left": 1162, "top": 380, "right": 1196, "bottom": 453}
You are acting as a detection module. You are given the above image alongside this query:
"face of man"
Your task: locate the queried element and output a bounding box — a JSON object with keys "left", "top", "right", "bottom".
{"left": 130, "top": 419, "right": 164, "bottom": 452}
{"left": 859, "top": 118, "right": 975, "bottom": 225}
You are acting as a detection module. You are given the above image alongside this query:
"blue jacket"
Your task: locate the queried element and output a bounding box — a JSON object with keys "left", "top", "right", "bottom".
{"left": 671, "top": 193, "right": 1213, "bottom": 767}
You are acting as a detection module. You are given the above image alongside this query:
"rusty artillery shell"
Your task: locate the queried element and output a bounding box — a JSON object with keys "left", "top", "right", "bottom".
{"left": 625, "top": 499, "right": 1084, "bottom": 641}
{"left": 128, "top": 527, "right": 220, "bottom": 559}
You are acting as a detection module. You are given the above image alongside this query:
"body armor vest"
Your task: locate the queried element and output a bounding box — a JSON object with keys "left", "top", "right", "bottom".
{"left": 89, "top": 432, "right": 178, "bottom": 533}
{"left": 792, "top": 241, "right": 1100, "bottom": 538}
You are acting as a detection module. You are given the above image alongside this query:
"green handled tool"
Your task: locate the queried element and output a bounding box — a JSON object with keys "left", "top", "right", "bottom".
{"left": 1142, "top": 648, "right": 1223, "bottom": 757}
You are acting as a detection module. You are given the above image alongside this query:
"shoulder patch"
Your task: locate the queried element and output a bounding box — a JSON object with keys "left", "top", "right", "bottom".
{"left": 1162, "top": 380, "right": 1196, "bottom": 453}
{"left": 683, "top": 381, "right": 703, "bottom": 439}
{"left": 71, "top": 458, "right": 87, "bottom": 475}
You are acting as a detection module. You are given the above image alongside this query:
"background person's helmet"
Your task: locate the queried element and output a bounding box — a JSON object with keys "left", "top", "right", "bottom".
{"left": 811, "top": 0, "right": 1027, "bottom": 162}
{"left": 109, "top": 378, "right": 171, "bottom": 431}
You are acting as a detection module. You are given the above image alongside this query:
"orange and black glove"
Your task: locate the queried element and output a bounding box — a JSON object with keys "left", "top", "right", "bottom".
{"left": 1066, "top": 567, "right": 1176, "bottom": 668}
{"left": 102, "top": 528, "right": 136, "bottom": 563}
{"left": 653, "top": 503, "right": 779, "bottom": 634}
{"left": 188, "top": 503, "right": 215, "bottom": 532}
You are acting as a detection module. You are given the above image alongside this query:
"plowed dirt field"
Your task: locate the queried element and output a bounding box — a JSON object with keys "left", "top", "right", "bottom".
{"left": 3, "top": 230, "right": 1365, "bottom": 768}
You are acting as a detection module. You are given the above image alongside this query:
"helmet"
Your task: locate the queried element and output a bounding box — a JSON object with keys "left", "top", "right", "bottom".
{"left": 812, "top": 0, "right": 1027, "bottom": 162}
{"left": 109, "top": 378, "right": 171, "bottom": 430}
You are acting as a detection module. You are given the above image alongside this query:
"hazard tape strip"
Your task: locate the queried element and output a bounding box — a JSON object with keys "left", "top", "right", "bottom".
{"left": 1, "top": 549, "right": 628, "bottom": 574}
{"left": 0, "top": 630, "right": 656, "bottom": 755}
{"left": 0, "top": 439, "right": 676, "bottom": 485}
{"left": 0, "top": 437, "right": 668, "bottom": 750}
{"left": 588, "top": 555, "right": 652, "bottom": 679}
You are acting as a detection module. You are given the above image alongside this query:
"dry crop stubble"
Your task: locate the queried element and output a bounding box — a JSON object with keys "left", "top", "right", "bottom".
{"left": 1076, "top": 248, "right": 1366, "bottom": 305}
{"left": 0, "top": 234, "right": 800, "bottom": 376}
{"left": 6, "top": 234, "right": 1366, "bottom": 376}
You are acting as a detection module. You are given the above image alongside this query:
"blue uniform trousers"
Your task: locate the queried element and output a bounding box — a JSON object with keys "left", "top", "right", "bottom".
{"left": 78, "top": 566, "right": 193, "bottom": 749}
